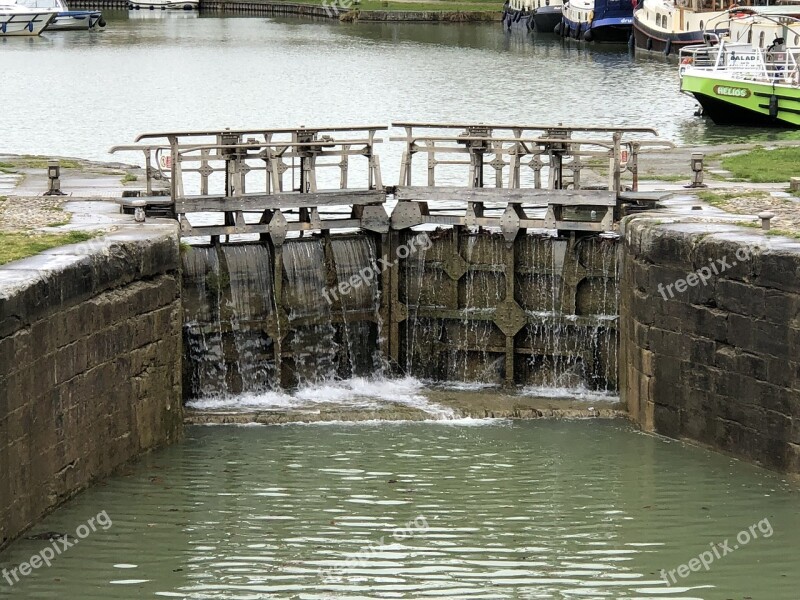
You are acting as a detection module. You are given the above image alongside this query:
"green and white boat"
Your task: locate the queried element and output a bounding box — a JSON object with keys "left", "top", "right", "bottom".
{"left": 679, "top": 15, "right": 800, "bottom": 127}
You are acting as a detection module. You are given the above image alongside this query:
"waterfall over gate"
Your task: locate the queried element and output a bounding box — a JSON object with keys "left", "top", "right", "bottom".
{"left": 182, "top": 235, "right": 386, "bottom": 398}
{"left": 181, "top": 229, "right": 618, "bottom": 399}
{"left": 110, "top": 122, "right": 670, "bottom": 401}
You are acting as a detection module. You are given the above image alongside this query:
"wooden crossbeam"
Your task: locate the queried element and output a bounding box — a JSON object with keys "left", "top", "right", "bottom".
{"left": 394, "top": 186, "right": 617, "bottom": 206}
{"left": 179, "top": 219, "right": 365, "bottom": 238}
{"left": 175, "top": 190, "right": 386, "bottom": 213}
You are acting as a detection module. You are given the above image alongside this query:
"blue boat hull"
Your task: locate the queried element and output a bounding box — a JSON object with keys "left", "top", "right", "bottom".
{"left": 562, "top": 14, "right": 632, "bottom": 42}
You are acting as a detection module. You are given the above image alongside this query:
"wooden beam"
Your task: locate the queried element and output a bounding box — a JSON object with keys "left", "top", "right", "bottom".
{"left": 394, "top": 186, "right": 616, "bottom": 206}
{"left": 135, "top": 125, "right": 387, "bottom": 142}
{"left": 179, "top": 219, "right": 365, "bottom": 238}
{"left": 618, "top": 190, "right": 674, "bottom": 203}
{"left": 176, "top": 189, "right": 386, "bottom": 213}
{"left": 390, "top": 122, "right": 659, "bottom": 135}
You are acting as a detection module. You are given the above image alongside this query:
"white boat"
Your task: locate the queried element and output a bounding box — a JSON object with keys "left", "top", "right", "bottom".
{"left": 0, "top": 1, "right": 56, "bottom": 35}
{"left": 633, "top": 0, "right": 800, "bottom": 56}
{"left": 128, "top": 0, "right": 199, "bottom": 10}
{"left": 727, "top": 5, "right": 800, "bottom": 48}
{"left": 16, "top": 0, "right": 105, "bottom": 31}
{"left": 633, "top": 0, "right": 732, "bottom": 55}
{"left": 558, "top": 0, "right": 634, "bottom": 42}
{"left": 679, "top": 23, "right": 800, "bottom": 127}
{"left": 502, "top": 0, "right": 564, "bottom": 30}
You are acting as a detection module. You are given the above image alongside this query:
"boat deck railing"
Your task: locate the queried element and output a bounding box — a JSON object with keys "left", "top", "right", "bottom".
{"left": 680, "top": 40, "right": 800, "bottom": 84}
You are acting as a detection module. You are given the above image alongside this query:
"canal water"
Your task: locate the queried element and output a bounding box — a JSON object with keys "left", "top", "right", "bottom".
{"left": 2, "top": 12, "right": 798, "bottom": 172}
{"left": 1, "top": 420, "right": 798, "bottom": 599}
{"left": 4, "top": 14, "right": 800, "bottom": 600}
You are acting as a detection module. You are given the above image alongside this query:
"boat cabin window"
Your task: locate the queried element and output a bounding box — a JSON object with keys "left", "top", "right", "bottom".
{"left": 16, "top": 0, "right": 59, "bottom": 7}
{"left": 748, "top": 29, "right": 753, "bottom": 43}
{"left": 699, "top": 20, "right": 704, "bottom": 30}
{"left": 759, "top": 31, "right": 765, "bottom": 46}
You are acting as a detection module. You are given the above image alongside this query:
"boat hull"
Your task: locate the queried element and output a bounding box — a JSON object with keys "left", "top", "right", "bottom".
{"left": 502, "top": 6, "right": 533, "bottom": 30}
{"left": 0, "top": 11, "right": 55, "bottom": 35}
{"left": 632, "top": 14, "right": 707, "bottom": 55}
{"left": 533, "top": 5, "right": 561, "bottom": 33}
{"left": 129, "top": 0, "right": 198, "bottom": 9}
{"left": 562, "top": 15, "right": 632, "bottom": 42}
{"left": 48, "top": 10, "right": 104, "bottom": 31}
{"left": 681, "top": 72, "right": 800, "bottom": 128}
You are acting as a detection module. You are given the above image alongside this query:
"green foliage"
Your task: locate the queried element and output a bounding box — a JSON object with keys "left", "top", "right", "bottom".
{"left": 0, "top": 231, "right": 96, "bottom": 265}
{"left": 641, "top": 172, "right": 687, "bottom": 182}
{"left": 721, "top": 146, "right": 800, "bottom": 183}
{"left": 695, "top": 190, "right": 769, "bottom": 207}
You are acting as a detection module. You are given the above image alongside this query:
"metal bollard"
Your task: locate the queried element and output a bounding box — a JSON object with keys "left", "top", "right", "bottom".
{"left": 758, "top": 211, "right": 774, "bottom": 231}
{"left": 689, "top": 152, "right": 706, "bottom": 189}
{"left": 131, "top": 199, "right": 147, "bottom": 223}
{"left": 44, "top": 160, "right": 66, "bottom": 196}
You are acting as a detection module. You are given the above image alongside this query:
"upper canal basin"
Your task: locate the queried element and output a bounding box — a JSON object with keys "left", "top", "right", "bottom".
{"left": 0, "top": 419, "right": 798, "bottom": 599}
{"left": 2, "top": 12, "right": 798, "bottom": 172}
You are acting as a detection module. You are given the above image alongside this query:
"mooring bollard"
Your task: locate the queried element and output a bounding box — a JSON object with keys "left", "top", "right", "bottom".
{"left": 131, "top": 199, "right": 147, "bottom": 223}
{"left": 43, "top": 160, "right": 66, "bottom": 196}
{"left": 689, "top": 152, "right": 706, "bottom": 188}
{"left": 758, "top": 211, "right": 775, "bottom": 231}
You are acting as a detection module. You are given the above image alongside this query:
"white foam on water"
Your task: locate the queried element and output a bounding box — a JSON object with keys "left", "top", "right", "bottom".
{"left": 187, "top": 390, "right": 300, "bottom": 411}
{"left": 433, "top": 381, "right": 499, "bottom": 392}
{"left": 187, "top": 376, "right": 458, "bottom": 420}
{"left": 520, "top": 385, "right": 619, "bottom": 403}
{"left": 188, "top": 377, "right": 618, "bottom": 424}
{"left": 290, "top": 417, "right": 510, "bottom": 427}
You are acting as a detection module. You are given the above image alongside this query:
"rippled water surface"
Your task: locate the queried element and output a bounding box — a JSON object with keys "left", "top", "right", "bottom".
{"left": 1, "top": 420, "right": 798, "bottom": 598}
{"left": 2, "top": 13, "right": 799, "bottom": 169}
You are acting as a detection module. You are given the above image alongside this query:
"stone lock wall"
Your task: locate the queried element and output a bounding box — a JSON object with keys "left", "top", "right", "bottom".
{"left": 620, "top": 217, "right": 800, "bottom": 472}
{"left": 0, "top": 227, "right": 183, "bottom": 549}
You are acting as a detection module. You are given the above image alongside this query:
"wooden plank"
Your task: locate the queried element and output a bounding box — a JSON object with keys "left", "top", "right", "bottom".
{"left": 176, "top": 189, "right": 386, "bottom": 213}
{"left": 619, "top": 190, "right": 674, "bottom": 203}
{"left": 391, "top": 122, "right": 659, "bottom": 135}
{"left": 394, "top": 186, "right": 616, "bottom": 206}
{"left": 179, "top": 219, "right": 364, "bottom": 238}
{"left": 392, "top": 211, "right": 611, "bottom": 233}
{"left": 118, "top": 196, "right": 174, "bottom": 207}
{"left": 136, "top": 125, "right": 387, "bottom": 141}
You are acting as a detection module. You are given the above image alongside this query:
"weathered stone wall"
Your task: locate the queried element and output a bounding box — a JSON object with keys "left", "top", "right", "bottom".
{"left": 0, "top": 227, "right": 183, "bottom": 549}
{"left": 620, "top": 217, "right": 800, "bottom": 472}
